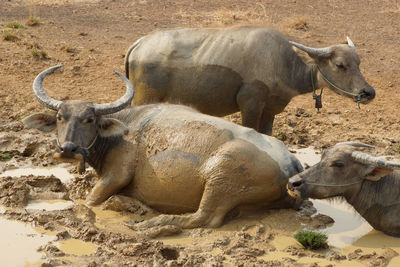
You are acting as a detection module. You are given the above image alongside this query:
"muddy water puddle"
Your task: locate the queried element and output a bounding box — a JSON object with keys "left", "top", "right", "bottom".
{"left": 0, "top": 166, "right": 97, "bottom": 265}
{"left": 312, "top": 199, "right": 373, "bottom": 248}
{"left": 26, "top": 199, "right": 74, "bottom": 211}
{"left": 0, "top": 214, "right": 55, "bottom": 266}
{"left": 58, "top": 239, "right": 98, "bottom": 256}
{"left": 91, "top": 205, "right": 147, "bottom": 235}
{"left": 0, "top": 165, "right": 75, "bottom": 183}
{"left": 0, "top": 200, "right": 97, "bottom": 266}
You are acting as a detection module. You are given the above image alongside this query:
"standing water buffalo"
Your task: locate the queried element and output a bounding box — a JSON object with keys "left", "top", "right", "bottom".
{"left": 24, "top": 65, "right": 303, "bottom": 230}
{"left": 125, "top": 25, "right": 375, "bottom": 135}
{"left": 287, "top": 143, "right": 400, "bottom": 237}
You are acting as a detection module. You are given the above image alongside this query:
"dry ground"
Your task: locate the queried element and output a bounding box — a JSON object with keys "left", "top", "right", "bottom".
{"left": 1, "top": 0, "right": 400, "bottom": 266}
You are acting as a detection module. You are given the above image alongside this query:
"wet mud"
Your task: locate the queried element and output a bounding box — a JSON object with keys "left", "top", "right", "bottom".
{"left": 1, "top": 130, "right": 400, "bottom": 266}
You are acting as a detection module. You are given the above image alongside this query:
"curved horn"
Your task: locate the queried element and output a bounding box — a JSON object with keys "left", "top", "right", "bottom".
{"left": 351, "top": 151, "right": 400, "bottom": 169}
{"left": 346, "top": 36, "right": 355, "bottom": 48}
{"left": 33, "top": 65, "right": 63, "bottom": 110}
{"left": 289, "top": 41, "right": 332, "bottom": 56}
{"left": 93, "top": 70, "right": 135, "bottom": 115}
{"left": 335, "top": 142, "right": 375, "bottom": 149}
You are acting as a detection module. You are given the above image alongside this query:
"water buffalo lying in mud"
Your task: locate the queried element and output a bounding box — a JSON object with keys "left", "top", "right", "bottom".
{"left": 287, "top": 143, "right": 400, "bottom": 237}
{"left": 125, "top": 25, "right": 375, "bottom": 135}
{"left": 24, "top": 65, "right": 303, "bottom": 230}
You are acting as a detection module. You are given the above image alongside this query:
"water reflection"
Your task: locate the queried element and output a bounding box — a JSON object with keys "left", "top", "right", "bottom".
{"left": 312, "top": 199, "right": 373, "bottom": 248}
{"left": 0, "top": 216, "right": 55, "bottom": 266}
{"left": 26, "top": 200, "right": 74, "bottom": 211}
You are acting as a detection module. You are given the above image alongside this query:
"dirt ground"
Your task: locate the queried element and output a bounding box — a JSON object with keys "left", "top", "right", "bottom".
{"left": 1, "top": 0, "right": 400, "bottom": 266}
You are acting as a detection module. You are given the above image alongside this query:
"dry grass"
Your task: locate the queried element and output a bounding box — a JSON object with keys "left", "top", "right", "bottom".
{"left": 60, "top": 45, "right": 77, "bottom": 53}
{"left": 286, "top": 16, "right": 309, "bottom": 31}
{"left": 26, "top": 16, "right": 41, "bottom": 26}
{"left": 378, "top": 2, "right": 400, "bottom": 14}
{"left": 204, "top": 8, "right": 267, "bottom": 25}
{"left": 379, "top": 8, "right": 400, "bottom": 14}
{"left": 3, "top": 32, "right": 19, "bottom": 42}
{"left": 24, "top": 41, "right": 41, "bottom": 49}
{"left": 5, "top": 22, "right": 25, "bottom": 30}
{"left": 32, "top": 49, "right": 49, "bottom": 60}
{"left": 175, "top": 4, "right": 270, "bottom": 26}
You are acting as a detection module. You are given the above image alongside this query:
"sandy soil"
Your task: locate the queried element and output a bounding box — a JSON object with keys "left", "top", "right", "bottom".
{"left": 1, "top": 0, "right": 400, "bottom": 266}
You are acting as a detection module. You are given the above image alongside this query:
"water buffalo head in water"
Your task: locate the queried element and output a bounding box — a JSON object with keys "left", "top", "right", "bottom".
{"left": 287, "top": 143, "right": 400, "bottom": 199}
{"left": 23, "top": 65, "right": 134, "bottom": 166}
{"left": 291, "top": 37, "right": 375, "bottom": 103}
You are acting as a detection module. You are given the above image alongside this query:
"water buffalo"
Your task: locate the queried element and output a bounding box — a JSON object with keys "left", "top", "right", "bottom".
{"left": 125, "top": 25, "right": 375, "bottom": 135}
{"left": 23, "top": 65, "right": 303, "bottom": 230}
{"left": 287, "top": 143, "right": 400, "bottom": 237}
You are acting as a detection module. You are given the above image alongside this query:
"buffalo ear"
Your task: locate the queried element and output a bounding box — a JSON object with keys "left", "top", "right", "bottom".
{"left": 97, "top": 117, "right": 129, "bottom": 137}
{"left": 23, "top": 113, "right": 56, "bottom": 132}
{"left": 363, "top": 167, "right": 393, "bottom": 181}
{"left": 292, "top": 46, "right": 315, "bottom": 65}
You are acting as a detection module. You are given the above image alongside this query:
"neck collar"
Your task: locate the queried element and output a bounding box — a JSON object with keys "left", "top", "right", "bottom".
{"left": 305, "top": 179, "right": 363, "bottom": 187}
{"left": 311, "top": 65, "right": 362, "bottom": 110}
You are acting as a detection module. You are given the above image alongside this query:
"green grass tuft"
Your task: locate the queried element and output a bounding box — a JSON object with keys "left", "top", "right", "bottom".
{"left": 6, "top": 22, "right": 25, "bottom": 29}
{"left": 1, "top": 152, "right": 16, "bottom": 161}
{"left": 294, "top": 231, "right": 328, "bottom": 250}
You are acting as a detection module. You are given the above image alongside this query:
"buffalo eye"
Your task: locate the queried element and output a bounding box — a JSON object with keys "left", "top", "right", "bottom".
{"left": 330, "top": 161, "right": 344, "bottom": 168}
{"left": 57, "top": 114, "right": 63, "bottom": 121}
{"left": 84, "top": 118, "right": 94, "bottom": 124}
{"left": 335, "top": 63, "right": 346, "bottom": 70}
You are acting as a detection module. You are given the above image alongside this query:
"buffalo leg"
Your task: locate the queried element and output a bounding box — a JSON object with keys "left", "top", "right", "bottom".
{"left": 259, "top": 110, "right": 275, "bottom": 135}
{"left": 86, "top": 174, "right": 132, "bottom": 206}
{"left": 130, "top": 180, "right": 240, "bottom": 230}
{"left": 86, "top": 143, "right": 136, "bottom": 206}
{"left": 236, "top": 82, "right": 269, "bottom": 132}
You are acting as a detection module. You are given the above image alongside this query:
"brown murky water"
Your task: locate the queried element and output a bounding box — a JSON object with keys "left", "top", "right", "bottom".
{"left": 57, "top": 239, "right": 98, "bottom": 256}
{"left": 0, "top": 166, "right": 75, "bottom": 183}
{"left": 0, "top": 211, "right": 55, "bottom": 266}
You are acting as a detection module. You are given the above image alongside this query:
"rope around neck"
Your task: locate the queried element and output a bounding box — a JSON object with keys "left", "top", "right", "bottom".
{"left": 305, "top": 179, "right": 363, "bottom": 187}
{"left": 311, "top": 65, "right": 361, "bottom": 109}
{"left": 311, "top": 67, "right": 323, "bottom": 112}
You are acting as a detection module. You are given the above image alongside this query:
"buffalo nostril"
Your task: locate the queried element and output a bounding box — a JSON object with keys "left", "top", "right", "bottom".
{"left": 61, "top": 142, "right": 78, "bottom": 155}
{"left": 362, "top": 88, "right": 375, "bottom": 99}
{"left": 292, "top": 181, "right": 303, "bottom": 188}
